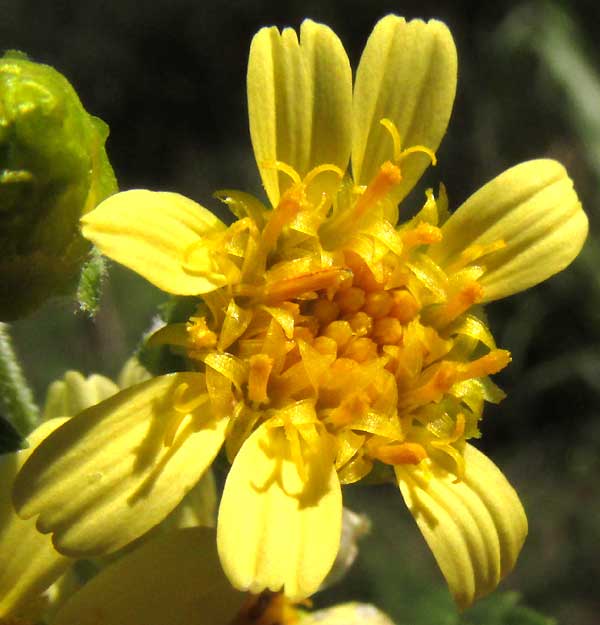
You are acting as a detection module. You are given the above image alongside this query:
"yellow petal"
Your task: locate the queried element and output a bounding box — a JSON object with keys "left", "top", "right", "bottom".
{"left": 0, "top": 419, "right": 70, "bottom": 617}
{"left": 14, "top": 373, "right": 226, "bottom": 556}
{"left": 431, "top": 159, "right": 588, "bottom": 301}
{"left": 352, "top": 16, "right": 457, "bottom": 202}
{"left": 248, "top": 19, "right": 352, "bottom": 206}
{"left": 217, "top": 423, "right": 342, "bottom": 600}
{"left": 81, "top": 190, "right": 227, "bottom": 295}
{"left": 396, "top": 444, "right": 527, "bottom": 609}
{"left": 42, "top": 371, "right": 119, "bottom": 421}
{"left": 52, "top": 528, "right": 245, "bottom": 625}
{"left": 163, "top": 469, "right": 218, "bottom": 530}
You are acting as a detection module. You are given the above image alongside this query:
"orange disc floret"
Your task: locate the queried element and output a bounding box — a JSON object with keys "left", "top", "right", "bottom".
{"left": 372, "top": 441, "right": 428, "bottom": 465}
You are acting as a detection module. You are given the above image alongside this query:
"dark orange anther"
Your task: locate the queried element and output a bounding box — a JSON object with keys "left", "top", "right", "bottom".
{"left": 399, "top": 361, "right": 459, "bottom": 409}
{"left": 260, "top": 185, "right": 304, "bottom": 253}
{"left": 402, "top": 222, "right": 443, "bottom": 249}
{"left": 263, "top": 268, "right": 350, "bottom": 303}
{"left": 328, "top": 392, "right": 370, "bottom": 427}
{"left": 351, "top": 161, "right": 402, "bottom": 221}
{"left": 425, "top": 281, "right": 484, "bottom": 328}
{"left": 248, "top": 354, "right": 274, "bottom": 404}
{"left": 372, "top": 442, "right": 427, "bottom": 465}
{"left": 458, "top": 349, "right": 511, "bottom": 380}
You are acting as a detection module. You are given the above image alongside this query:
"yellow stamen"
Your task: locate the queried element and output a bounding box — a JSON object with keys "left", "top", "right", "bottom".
{"left": 380, "top": 117, "right": 437, "bottom": 165}
{"left": 398, "top": 145, "right": 437, "bottom": 166}
{"left": 261, "top": 160, "right": 302, "bottom": 185}
{"left": 380, "top": 117, "right": 404, "bottom": 162}
{"left": 261, "top": 160, "right": 343, "bottom": 199}
{"left": 303, "top": 163, "right": 344, "bottom": 187}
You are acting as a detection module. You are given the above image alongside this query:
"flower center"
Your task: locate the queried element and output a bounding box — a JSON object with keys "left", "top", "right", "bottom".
{"left": 159, "top": 121, "right": 509, "bottom": 483}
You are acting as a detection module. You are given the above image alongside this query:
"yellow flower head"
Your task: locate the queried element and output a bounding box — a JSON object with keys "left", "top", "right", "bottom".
{"left": 14, "top": 16, "right": 587, "bottom": 610}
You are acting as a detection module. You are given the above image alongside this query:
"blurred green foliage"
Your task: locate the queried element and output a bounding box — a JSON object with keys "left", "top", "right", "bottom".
{"left": 3, "top": 1, "right": 600, "bottom": 624}
{"left": 0, "top": 413, "right": 23, "bottom": 453}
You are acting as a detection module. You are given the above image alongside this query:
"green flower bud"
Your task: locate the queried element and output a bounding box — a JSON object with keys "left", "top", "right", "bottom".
{"left": 0, "top": 51, "right": 117, "bottom": 320}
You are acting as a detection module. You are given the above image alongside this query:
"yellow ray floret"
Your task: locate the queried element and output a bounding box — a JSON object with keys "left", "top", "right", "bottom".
{"left": 218, "top": 423, "right": 342, "bottom": 600}
{"left": 14, "top": 374, "right": 227, "bottom": 556}
{"left": 396, "top": 445, "right": 527, "bottom": 609}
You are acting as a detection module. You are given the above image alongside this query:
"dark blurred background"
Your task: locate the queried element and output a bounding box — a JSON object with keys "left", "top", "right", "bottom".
{"left": 3, "top": 1, "right": 600, "bottom": 623}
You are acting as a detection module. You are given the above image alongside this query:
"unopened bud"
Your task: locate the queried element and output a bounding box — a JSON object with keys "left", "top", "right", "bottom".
{"left": 0, "top": 51, "right": 117, "bottom": 320}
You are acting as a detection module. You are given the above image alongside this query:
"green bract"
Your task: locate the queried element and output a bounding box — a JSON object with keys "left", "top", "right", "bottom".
{"left": 0, "top": 51, "right": 117, "bottom": 320}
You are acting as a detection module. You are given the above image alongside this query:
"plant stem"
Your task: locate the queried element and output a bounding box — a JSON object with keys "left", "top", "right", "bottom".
{"left": 0, "top": 322, "right": 40, "bottom": 437}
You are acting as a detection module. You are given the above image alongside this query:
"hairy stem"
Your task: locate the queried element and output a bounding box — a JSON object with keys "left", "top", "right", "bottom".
{"left": 0, "top": 322, "right": 40, "bottom": 436}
